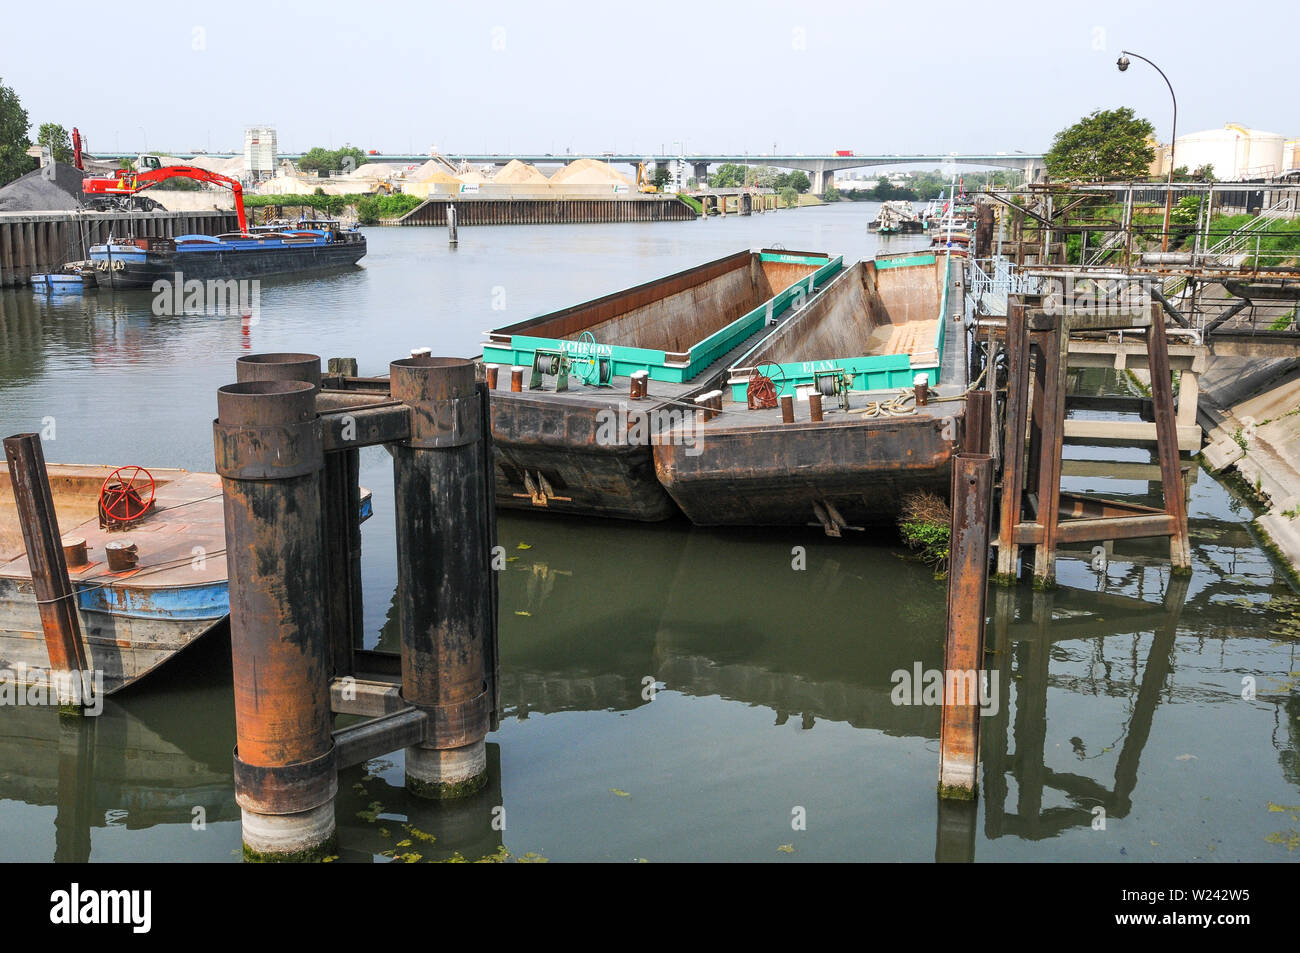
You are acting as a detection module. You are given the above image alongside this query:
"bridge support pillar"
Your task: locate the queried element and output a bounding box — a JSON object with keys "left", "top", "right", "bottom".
{"left": 693, "top": 162, "right": 709, "bottom": 186}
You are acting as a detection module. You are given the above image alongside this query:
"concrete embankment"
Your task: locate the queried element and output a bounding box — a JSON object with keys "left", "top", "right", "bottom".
{"left": 1199, "top": 354, "right": 1300, "bottom": 579}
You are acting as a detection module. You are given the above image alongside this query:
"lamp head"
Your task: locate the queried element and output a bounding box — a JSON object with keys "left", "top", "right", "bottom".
{"left": 1116, "top": 54, "right": 1130, "bottom": 72}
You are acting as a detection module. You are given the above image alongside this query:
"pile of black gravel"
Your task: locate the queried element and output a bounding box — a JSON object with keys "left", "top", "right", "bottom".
{"left": 0, "top": 162, "right": 86, "bottom": 211}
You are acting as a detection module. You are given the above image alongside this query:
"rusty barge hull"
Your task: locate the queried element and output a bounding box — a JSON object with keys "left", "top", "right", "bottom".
{"left": 655, "top": 250, "right": 968, "bottom": 530}
{"left": 654, "top": 414, "right": 954, "bottom": 527}
{"left": 482, "top": 249, "right": 842, "bottom": 521}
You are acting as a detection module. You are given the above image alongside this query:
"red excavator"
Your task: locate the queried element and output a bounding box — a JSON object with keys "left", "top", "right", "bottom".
{"left": 82, "top": 165, "right": 248, "bottom": 233}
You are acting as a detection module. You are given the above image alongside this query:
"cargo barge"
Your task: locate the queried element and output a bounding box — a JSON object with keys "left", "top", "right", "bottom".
{"left": 90, "top": 221, "right": 367, "bottom": 290}
{"left": 479, "top": 250, "right": 843, "bottom": 520}
{"left": 653, "top": 250, "right": 967, "bottom": 532}
{"left": 80, "top": 164, "right": 365, "bottom": 289}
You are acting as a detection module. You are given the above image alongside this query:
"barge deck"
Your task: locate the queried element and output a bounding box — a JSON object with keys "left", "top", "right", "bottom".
{"left": 654, "top": 250, "right": 968, "bottom": 531}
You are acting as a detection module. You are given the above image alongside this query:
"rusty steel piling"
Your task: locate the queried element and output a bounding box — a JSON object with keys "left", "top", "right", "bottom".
{"left": 3, "top": 433, "right": 89, "bottom": 709}
{"left": 938, "top": 452, "right": 994, "bottom": 800}
{"left": 214, "top": 378, "right": 336, "bottom": 861}
{"left": 390, "top": 357, "right": 493, "bottom": 798}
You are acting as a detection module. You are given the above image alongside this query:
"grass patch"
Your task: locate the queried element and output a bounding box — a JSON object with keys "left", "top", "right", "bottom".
{"left": 898, "top": 491, "right": 951, "bottom": 574}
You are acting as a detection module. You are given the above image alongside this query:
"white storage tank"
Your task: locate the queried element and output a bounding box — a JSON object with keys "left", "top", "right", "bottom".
{"left": 244, "top": 126, "right": 278, "bottom": 183}
{"left": 1173, "top": 124, "right": 1285, "bottom": 180}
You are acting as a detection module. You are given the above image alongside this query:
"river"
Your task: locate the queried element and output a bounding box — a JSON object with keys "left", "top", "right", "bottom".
{"left": 0, "top": 202, "right": 1297, "bottom": 862}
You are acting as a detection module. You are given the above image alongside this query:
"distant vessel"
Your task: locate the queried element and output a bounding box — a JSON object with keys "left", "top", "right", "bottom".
{"left": 870, "top": 200, "right": 924, "bottom": 234}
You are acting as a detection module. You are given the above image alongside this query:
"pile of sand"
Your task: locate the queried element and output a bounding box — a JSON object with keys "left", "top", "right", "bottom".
{"left": 184, "top": 154, "right": 245, "bottom": 177}
{"left": 493, "top": 159, "right": 548, "bottom": 185}
{"left": 548, "top": 158, "right": 632, "bottom": 187}
{"left": 404, "top": 160, "right": 461, "bottom": 185}
{"left": 457, "top": 170, "right": 488, "bottom": 184}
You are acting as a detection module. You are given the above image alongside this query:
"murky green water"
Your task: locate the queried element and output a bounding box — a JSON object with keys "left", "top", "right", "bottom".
{"left": 1, "top": 205, "right": 1297, "bottom": 861}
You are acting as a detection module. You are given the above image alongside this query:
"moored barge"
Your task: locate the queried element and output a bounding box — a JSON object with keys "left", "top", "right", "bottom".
{"left": 653, "top": 250, "right": 967, "bottom": 533}
{"left": 90, "top": 221, "right": 367, "bottom": 290}
{"left": 479, "top": 250, "right": 843, "bottom": 520}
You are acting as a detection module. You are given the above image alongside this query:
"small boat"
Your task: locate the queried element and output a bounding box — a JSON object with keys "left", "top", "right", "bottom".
{"left": 1, "top": 462, "right": 372, "bottom": 696}
{"left": 653, "top": 250, "right": 967, "bottom": 532}
{"left": 90, "top": 220, "right": 367, "bottom": 290}
{"left": 31, "top": 262, "right": 95, "bottom": 294}
{"left": 480, "top": 249, "right": 844, "bottom": 520}
{"left": 872, "top": 200, "right": 924, "bottom": 234}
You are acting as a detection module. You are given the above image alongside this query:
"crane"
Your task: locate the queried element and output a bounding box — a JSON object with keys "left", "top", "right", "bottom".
{"left": 82, "top": 165, "right": 248, "bottom": 233}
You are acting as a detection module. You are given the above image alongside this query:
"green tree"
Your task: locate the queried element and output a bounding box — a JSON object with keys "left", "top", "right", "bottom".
{"left": 651, "top": 164, "right": 671, "bottom": 189}
{"left": 787, "top": 170, "right": 810, "bottom": 193}
{"left": 298, "top": 145, "right": 368, "bottom": 174}
{"left": 780, "top": 186, "right": 798, "bottom": 208}
{"left": 36, "top": 122, "right": 73, "bottom": 164}
{"left": 708, "top": 163, "right": 747, "bottom": 188}
{"left": 0, "top": 78, "right": 33, "bottom": 185}
{"left": 1044, "top": 107, "right": 1156, "bottom": 182}
{"left": 822, "top": 183, "right": 840, "bottom": 202}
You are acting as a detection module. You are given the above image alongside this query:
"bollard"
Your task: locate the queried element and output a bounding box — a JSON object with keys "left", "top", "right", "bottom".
{"left": 964, "top": 390, "right": 991, "bottom": 455}
{"left": 214, "top": 379, "right": 336, "bottom": 861}
{"left": 914, "top": 373, "right": 930, "bottom": 408}
{"left": 808, "top": 392, "right": 824, "bottom": 422}
{"left": 447, "top": 204, "right": 458, "bottom": 246}
{"left": 630, "top": 369, "right": 649, "bottom": 400}
{"left": 485, "top": 363, "right": 500, "bottom": 390}
{"left": 938, "top": 452, "right": 994, "bottom": 800}
{"left": 510, "top": 366, "right": 525, "bottom": 393}
{"left": 780, "top": 393, "right": 795, "bottom": 424}
{"left": 390, "top": 357, "right": 492, "bottom": 798}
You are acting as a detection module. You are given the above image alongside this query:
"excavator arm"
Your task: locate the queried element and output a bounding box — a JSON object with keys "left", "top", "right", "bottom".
{"left": 83, "top": 165, "right": 248, "bottom": 233}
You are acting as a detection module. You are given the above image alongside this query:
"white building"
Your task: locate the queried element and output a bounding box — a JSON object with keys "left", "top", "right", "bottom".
{"left": 1172, "top": 124, "right": 1286, "bottom": 181}
{"left": 244, "top": 126, "right": 277, "bottom": 183}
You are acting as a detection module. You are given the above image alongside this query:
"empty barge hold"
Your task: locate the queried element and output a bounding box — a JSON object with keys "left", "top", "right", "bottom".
{"left": 653, "top": 250, "right": 967, "bottom": 532}
{"left": 480, "top": 250, "right": 844, "bottom": 520}
{"left": 1, "top": 462, "right": 373, "bottom": 695}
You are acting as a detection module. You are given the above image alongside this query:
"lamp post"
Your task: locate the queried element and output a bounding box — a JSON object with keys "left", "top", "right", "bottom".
{"left": 1117, "top": 50, "right": 1177, "bottom": 252}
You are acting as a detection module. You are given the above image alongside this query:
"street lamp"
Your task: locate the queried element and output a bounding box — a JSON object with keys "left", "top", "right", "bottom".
{"left": 1117, "top": 50, "right": 1177, "bottom": 252}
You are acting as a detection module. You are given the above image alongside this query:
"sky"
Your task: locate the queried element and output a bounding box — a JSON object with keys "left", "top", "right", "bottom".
{"left": 1, "top": 0, "right": 1293, "bottom": 158}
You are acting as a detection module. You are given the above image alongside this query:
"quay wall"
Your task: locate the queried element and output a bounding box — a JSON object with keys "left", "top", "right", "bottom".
{"left": 395, "top": 196, "right": 697, "bottom": 226}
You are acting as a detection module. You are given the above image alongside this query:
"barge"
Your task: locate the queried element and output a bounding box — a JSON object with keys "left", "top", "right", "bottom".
{"left": 653, "top": 250, "right": 967, "bottom": 533}
{"left": 480, "top": 249, "right": 843, "bottom": 520}
{"left": 1, "top": 461, "right": 372, "bottom": 695}
{"left": 80, "top": 164, "right": 366, "bottom": 289}
{"left": 90, "top": 221, "right": 366, "bottom": 290}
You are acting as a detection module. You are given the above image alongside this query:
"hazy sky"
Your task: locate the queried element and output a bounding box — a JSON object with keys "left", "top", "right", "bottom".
{"left": 2, "top": 0, "right": 1292, "bottom": 157}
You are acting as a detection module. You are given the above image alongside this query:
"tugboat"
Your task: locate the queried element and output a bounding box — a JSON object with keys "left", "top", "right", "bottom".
{"left": 81, "top": 165, "right": 366, "bottom": 289}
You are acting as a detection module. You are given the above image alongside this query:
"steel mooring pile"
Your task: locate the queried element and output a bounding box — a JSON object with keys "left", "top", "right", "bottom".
{"left": 213, "top": 353, "right": 499, "bottom": 862}
{"left": 935, "top": 296, "right": 1192, "bottom": 803}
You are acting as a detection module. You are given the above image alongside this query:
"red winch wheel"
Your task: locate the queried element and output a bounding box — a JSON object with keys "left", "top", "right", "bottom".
{"left": 99, "top": 466, "right": 156, "bottom": 525}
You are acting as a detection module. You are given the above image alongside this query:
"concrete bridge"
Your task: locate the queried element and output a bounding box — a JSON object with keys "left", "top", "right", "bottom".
{"left": 96, "top": 151, "right": 1048, "bottom": 192}
{"left": 443, "top": 153, "right": 1048, "bottom": 192}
